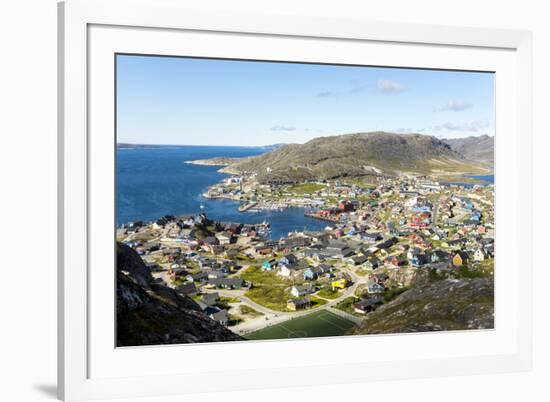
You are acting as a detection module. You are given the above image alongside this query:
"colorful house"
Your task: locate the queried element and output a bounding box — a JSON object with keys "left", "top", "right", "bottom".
{"left": 331, "top": 278, "right": 348, "bottom": 290}
{"left": 262, "top": 259, "right": 277, "bottom": 271}
{"left": 452, "top": 252, "right": 469, "bottom": 267}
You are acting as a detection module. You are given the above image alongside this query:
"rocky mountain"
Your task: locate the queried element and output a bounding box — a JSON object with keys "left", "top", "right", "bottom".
{"left": 351, "top": 278, "right": 494, "bottom": 335}
{"left": 223, "top": 132, "right": 488, "bottom": 183}
{"left": 116, "top": 242, "right": 241, "bottom": 346}
{"left": 442, "top": 135, "right": 494, "bottom": 166}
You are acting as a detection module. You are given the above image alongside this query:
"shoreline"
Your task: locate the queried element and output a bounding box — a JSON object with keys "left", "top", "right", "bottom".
{"left": 185, "top": 157, "right": 245, "bottom": 167}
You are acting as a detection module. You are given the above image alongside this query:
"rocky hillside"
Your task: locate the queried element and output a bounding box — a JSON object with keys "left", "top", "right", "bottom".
{"left": 117, "top": 242, "right": 241, "bottom": 346}
{"left": 443, "top": 135, "right": 494, "bottom": 166}
{"left": 224, "top": 132, "right": 488, "bottom": 183}
{"left": 351, "top": 278, "right": 494, "bottom": 335}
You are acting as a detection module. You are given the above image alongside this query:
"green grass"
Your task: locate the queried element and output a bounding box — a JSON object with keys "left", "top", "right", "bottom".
{"left": 245, "top": 286, "right": 292, "bottom": 311}
{"left": 355, "top": 268, "right": 371, "bottom": 277}
{"left": 316, "top": 286, "right": 340, "bottom": 300}
{"left": 334, "top": 296, "right": 360, "bottom": 315}
{"left": 476, "top": 258, "right": 494, "bottom": 276}
{"left": 239, "top": 266, "right": 293, "bottom": 311}
{"left": 245, "top": 310, "right": 356, "bottom": 340}
{"left": 340, "top": 176, "right": 378, "bottom": 189}
{"left": 286, "top": 183, "right": 325, "bottom": 194}
{"left": 217, "top": 296, "right": 241, "bottom": 309}
{"left": 234, "top": 253, "right": 257, "bottom": 263}
{"left": 382, "top": 287, "right": 409, "bottom": 302}
{"left": 239, "top": 305, "right": 264, "bottom": 317}
{"left": 309, "top": 295, "right": 328, "bottom": 308}
{"left": 454, "top": 265, "right": 490, "bottom": 279}
{"left": 220, "top": 296, "right": 240, "bottom": 304}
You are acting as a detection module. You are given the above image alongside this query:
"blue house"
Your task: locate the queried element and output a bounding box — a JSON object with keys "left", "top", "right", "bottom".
{"left": 303, "top": 267, "right": 317, "bottom": 280}
{"left": 412, "top": 204, "right": 432, "bottom": 213}
{"left": 470, "top": 210, "right": 482, "bottom": 221}
{"left": 303, "top": 264, "right": 333, "bottom": 280}
{"left": 409, "top": 254, "right": 428, "bottom": 267}
{"left": 262, "top": 259, "right": 277, "bottom": 271}
{"left": 279, "top": 253, "right": 298, "bottom": 267}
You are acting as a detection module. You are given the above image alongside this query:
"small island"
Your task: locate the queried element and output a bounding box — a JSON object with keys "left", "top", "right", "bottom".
{"left": 185, "top": 157, "right": 245, "bottom": 167}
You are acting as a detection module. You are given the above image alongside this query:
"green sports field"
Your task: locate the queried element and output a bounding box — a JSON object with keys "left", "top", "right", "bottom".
{"left": 244, "top": 310, "right": 356, "bottom": 341}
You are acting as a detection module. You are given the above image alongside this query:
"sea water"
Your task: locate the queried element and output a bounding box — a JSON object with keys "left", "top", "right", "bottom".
{"left": 116, "top": 146, "right": 327, "bottom": 240}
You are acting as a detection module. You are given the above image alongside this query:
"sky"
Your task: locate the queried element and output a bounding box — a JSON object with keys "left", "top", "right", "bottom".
{"left": 116, "top": 54, "right": 495, "bottom": 146}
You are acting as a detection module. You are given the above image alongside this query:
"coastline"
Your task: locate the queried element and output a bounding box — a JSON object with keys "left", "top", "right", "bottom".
{"left": 185, "top": 157, "right": 244, "bottom": 167}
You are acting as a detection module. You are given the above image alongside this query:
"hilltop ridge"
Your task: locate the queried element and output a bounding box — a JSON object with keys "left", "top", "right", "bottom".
{"left": 222, "top": 132, "right": 490, "bottom": 183}
{"left": 442, "top": 135, "right": 494, "bottom": 166}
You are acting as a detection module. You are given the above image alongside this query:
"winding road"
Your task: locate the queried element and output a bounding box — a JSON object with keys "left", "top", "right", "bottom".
{"left": 202, "top": 265, "right": 366, "bottom": 335}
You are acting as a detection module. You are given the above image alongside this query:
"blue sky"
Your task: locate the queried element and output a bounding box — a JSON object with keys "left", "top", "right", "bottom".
{"left": 116, "top": 54, "right": 495, "bottom": 146}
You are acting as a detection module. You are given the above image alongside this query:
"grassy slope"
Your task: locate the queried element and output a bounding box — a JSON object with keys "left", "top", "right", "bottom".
{"left": 239, "top": 266, "right": 293, "bottom": 311}
{"left": 227, "top": 132, "right": 490, "bottom": 182}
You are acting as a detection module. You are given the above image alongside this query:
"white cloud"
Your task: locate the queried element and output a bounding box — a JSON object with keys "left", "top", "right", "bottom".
{"left": 270, "top": 125, "right": 296, "bottom": 132}
{"left": 436, "top": 100, "right": 473, "bottom": 112}
{"left": 441, "top": 120, "right": 488, "bottom": 132}
{"left": 376, "top": 79, "right": 406, "bottom": 94}
{"left": 398, "top": 120, "right": 490, "bottom": 137}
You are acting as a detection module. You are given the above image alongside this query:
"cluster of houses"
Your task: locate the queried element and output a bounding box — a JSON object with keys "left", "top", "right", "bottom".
{"left": 194, "top": 292, "right": 230, "bottom": 326}
{"left": 119, "top": 173, "right": 494, "bottom": 325}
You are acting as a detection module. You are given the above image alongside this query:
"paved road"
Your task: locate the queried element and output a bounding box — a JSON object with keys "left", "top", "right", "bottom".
{"left": 202, "top": 265, "right": 366, "bottom": 335}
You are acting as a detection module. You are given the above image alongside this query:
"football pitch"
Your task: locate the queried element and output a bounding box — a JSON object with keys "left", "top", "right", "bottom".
{"left": 245, "top": 310, "right": 357, "bottom": 341}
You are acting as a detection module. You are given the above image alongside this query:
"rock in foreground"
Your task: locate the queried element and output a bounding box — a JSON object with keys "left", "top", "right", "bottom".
{"left": 117, "top": 242, "right": 242, "bottom": 346}
{"left": 351, "top": 278, "right": 494, "bottom": 335}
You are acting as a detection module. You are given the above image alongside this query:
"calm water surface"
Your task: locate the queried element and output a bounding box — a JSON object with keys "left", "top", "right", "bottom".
{"left": 444, "top": 174, "right": 495, "bottom": 188}
{"left": 116, "top": 146, "right": 328, "bottom": 240}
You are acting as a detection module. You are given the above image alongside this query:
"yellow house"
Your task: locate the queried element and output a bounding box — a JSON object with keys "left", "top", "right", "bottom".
{"left": 331, "top": 278, "right": 348, "bottom": 290}
{"left": 452, "top": 252, "right": 468, "bottom": 267}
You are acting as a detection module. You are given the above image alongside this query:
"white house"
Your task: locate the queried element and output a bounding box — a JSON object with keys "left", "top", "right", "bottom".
{"left": 278, "top": 265, "right": 292, "bottom": 277}
{"left": 215, "top": 231, "right": 233, "bottom": 245}
{"left": 474, "top": 248, "right": 486, "bottom": 262}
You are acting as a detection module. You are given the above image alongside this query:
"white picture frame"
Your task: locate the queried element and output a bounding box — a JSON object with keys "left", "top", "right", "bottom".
{"left": 58, "top": 0, "right": 533, "bottom": 400}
